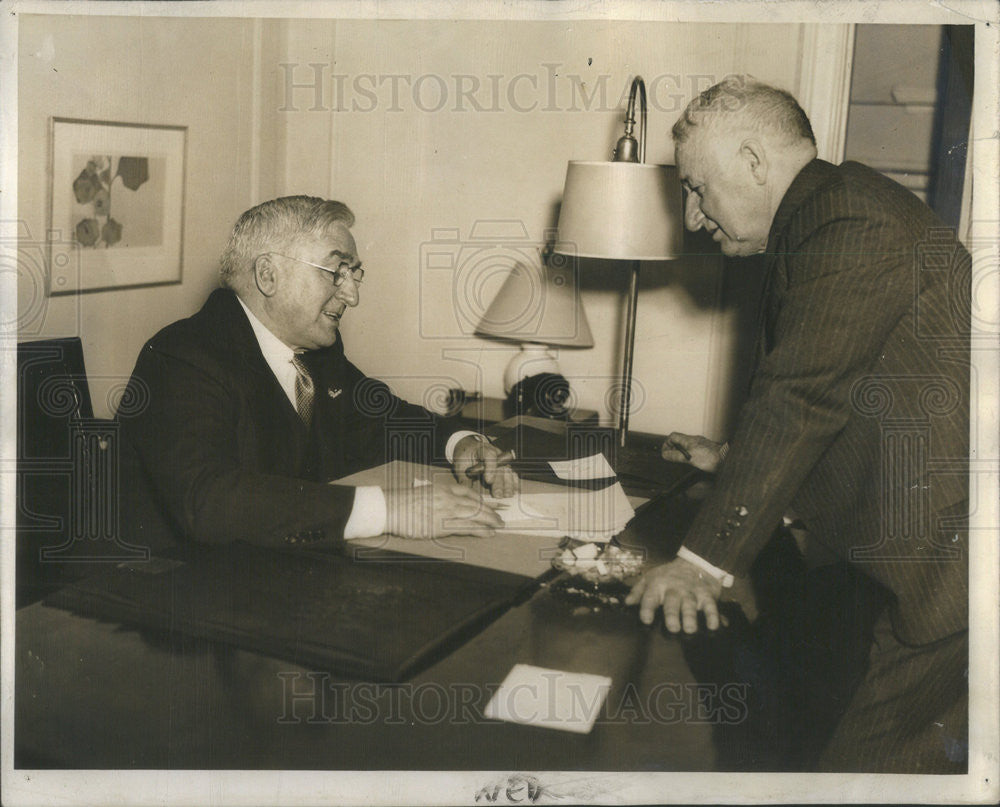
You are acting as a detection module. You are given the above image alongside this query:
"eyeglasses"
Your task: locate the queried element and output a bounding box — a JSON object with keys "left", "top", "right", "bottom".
{"left": 265, "top": 252, "right": 365, "bottom": 286}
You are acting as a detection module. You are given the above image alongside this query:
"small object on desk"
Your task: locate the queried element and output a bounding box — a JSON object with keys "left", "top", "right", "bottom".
{"left": 446, "top": 388, "right": 480, "bottom": 416}
{"left": 463, "top": 450, "right": 515, "bottom": 481}
{"left": 484, "top": 663, "right": 612, "bottom": 734}
{"left": 664, "top": 437, "right": 692, "bottom": 462}
{"left": 548, "top": 452, "right": 615, "bottom": 481}
{"left": 549, "top": 540, "right": 645, "bottom": 610}
{"left": 551, "top": 541, "right": 644, "bottom": 584}
{"left": 506, "top": 372, "right": 570, "bottom": 419}
{"left": 549, "top": 576, "right": 633, "bottom": 610}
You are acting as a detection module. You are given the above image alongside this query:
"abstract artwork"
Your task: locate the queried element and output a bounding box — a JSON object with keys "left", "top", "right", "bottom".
{"left": 48, "top": 118, "right": 187, "bottom": 294}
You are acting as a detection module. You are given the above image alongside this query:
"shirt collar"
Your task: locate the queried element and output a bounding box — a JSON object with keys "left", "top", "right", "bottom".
{"left": 236, "top": 294, "right": 297, "bottom": 368}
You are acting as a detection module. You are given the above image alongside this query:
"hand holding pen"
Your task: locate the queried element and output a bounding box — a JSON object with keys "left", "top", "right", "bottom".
{"left": 453, "top": 435, "right": 519, "bottom": 498}
{"left": 662, "top": 436, "right": 692, "bottom": 461}
{"left": 660, "top": 432, "right": 729, "bottom": 474}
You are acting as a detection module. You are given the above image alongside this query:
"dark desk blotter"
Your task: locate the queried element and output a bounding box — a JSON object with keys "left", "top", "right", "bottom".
{"left": 45, "top": 543, "right": 533, "bottom": 682}
{"left": 488, "top": 423, "right": 700, "bottom": 496}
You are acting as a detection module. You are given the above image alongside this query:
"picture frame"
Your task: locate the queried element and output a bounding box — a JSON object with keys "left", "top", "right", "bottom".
{"left": 47, "top": 117, "right": 187, "bottom": 295}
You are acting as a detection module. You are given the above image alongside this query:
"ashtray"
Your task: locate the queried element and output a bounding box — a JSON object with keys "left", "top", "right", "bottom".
{"left": 548, "top": 575, "right": 634, "bottom": 608}
{"left": 549, "top": 541, "right": 644, "bottom": 608}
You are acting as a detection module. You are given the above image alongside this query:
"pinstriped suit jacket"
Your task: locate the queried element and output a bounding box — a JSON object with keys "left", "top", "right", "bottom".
{"left": 684, "top": 160, "right": 969, "bottom": 645}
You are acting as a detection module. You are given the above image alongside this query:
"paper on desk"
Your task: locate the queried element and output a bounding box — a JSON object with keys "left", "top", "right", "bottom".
{"left": 548, "top": 452, "right": 616, "bottom": 481}
{"left": 484, "top": 663, "right": 612, "bottom": 734}
{"left": 486, "top": 482, "right": 634, "bottom": 542}
{"left": 549, "top": 452, "right": 615, "bottom": 481}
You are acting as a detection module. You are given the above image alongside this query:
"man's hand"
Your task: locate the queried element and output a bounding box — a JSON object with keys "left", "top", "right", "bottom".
{"left": 625, "top": 557, "right": 723, "bottom": 633}
{"left": 661, "top": 432, "right": 726, "bottom": 473}
{"left": 452, "top": 435, "right": 519, "bottom": 498}
{"left": 385, "top": 484, "right": 503, "bottom": 540}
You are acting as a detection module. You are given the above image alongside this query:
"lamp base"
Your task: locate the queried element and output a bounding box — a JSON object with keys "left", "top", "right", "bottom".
{"left": 502, "top": 344, "right": 575, "bottom": 420}
{"left": 502, "top": 345, "right": 560, "bottom": 395}
{"left": 506, "top": 372, "right": 572, "bottom": 420}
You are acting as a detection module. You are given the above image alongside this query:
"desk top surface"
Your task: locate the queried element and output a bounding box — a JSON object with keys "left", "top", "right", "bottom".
{"left": 15, "top": 436, "right": 723, "bottom": 772}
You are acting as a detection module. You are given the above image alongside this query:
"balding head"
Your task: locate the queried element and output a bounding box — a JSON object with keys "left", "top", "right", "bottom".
{"left": 672, "top": 75, "right": 817, "bottom": 152}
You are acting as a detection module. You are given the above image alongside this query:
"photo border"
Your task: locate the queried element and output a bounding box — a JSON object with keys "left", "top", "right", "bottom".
{"left": 2, "top": 1, "right": 997, "bottom": 805}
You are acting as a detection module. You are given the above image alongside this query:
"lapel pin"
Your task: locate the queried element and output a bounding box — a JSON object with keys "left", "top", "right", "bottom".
{"left": 328, "top": 388, "right": 342, "bottom": 400}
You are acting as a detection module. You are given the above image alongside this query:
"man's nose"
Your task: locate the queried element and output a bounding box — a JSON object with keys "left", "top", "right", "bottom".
{"left": 335, "top": 275, "right": 360, "bottom": 307}
{"left": 684, "top": 193, "right": 704, "bottom": 231}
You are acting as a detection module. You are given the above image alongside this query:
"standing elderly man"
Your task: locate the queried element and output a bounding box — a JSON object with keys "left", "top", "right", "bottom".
{"left": 627, "top": 77, "right": 970, "bottom": 772}
{"left": 120, "top": 196, "right": 515, "bottom": 552}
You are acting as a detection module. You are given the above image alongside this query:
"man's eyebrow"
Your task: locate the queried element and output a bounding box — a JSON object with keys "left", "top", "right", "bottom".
{"left": 324, "top": 249, "right": 362, "bottom": 267}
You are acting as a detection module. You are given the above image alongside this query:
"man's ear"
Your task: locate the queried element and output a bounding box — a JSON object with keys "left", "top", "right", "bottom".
{"left": 253, "top": 253, "right": 278, "bottom": 297}
{"left": 740, "top": 139, "right": 768, "bottom": 185}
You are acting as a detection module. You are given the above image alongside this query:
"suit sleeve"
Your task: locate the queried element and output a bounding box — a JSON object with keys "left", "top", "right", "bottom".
{"left": 683, "top": 209, "right": 913, "bottom": 575}
{"left": 334, "top": 353, "right": 462, "bottom": 469}
{"left": 122, "top": 345, "right": 357, "bottom": 547}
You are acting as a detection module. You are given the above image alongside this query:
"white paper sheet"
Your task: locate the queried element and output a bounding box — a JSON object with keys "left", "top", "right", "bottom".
{"left": 484, "top": 663, "right": 612, "bottom": 734}
{"left": 486, "top": 483, "right": 634, "bottom": 542}
{"left": 548, "top": 452, "right": 616, "bottom": 481}
{"left": 342, "top": 462, "right": 648, "bottom": 576}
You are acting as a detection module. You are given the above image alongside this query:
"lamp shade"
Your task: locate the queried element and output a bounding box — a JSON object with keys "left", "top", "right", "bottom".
{"left": 554, "top": 161, "right": 684, "bottom": 260}
{"left": 475, "top": 260, "right": 594, "bottom": 348}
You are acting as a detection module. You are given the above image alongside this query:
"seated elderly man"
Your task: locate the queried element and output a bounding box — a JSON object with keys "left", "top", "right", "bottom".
{"left": 119, "top": 196, "right": 515, "bottom": 551}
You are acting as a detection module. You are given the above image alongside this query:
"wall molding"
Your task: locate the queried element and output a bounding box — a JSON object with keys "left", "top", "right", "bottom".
{"left": 250, "top": 18, "right": 263, "bottom": 205}
{"left": 797, "top": 24, "right": 856, "bottom": 164}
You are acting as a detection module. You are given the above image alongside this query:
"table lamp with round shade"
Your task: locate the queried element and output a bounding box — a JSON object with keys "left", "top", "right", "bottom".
{"left": 475, "top": 254, "right": 594, "bottom": 417}
{"left": 553, "top": 76, "right": 684, "bottom": 447}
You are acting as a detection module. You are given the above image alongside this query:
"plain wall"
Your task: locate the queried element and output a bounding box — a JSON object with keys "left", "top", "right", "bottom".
{"left": 18, "top": 15, "right": 261, "bottom": 417}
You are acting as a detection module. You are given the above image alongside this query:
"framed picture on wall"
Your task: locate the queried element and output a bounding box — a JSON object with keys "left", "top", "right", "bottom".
{"left": 47, "top": 117, "right": 187, "bottom": 295}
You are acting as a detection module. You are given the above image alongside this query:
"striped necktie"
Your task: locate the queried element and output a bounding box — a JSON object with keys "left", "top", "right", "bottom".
{"left": 290, "top": 355, "right": 315, "bottom": 427}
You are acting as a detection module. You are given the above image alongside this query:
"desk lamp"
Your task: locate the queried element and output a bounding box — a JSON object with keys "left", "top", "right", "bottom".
{"left": 553, "top": 76, "right": 683, "bottom": 448}
{"left": 475, "top": 254, "right": 593, "bottom": 417}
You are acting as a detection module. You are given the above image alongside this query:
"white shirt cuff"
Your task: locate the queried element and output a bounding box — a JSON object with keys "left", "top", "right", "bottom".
{"left": 343, "top": 485, "right": 387, "bottom": 540}
{"left": 445, "top": 430, "right": 483, "bottom": 464}
{"left": 676, "top": 545, "right": 735, "bottom": 588}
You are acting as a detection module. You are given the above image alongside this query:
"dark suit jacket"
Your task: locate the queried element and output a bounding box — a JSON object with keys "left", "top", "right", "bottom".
{"left": 119, "top": 288, "right": 460, "bottom": 551}
{"left": 685, "top": 160, "right": 970, "bottom": 645}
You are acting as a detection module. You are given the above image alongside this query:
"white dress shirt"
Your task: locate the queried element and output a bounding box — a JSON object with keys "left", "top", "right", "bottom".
{"left": 236, "top": 296, "right": 387, "bottom": 538}
{"left": 236, "top": 296, "right": 477, "bottom": 540}
{"left": 676, "top": 440, "right": 735, "bottom": 587}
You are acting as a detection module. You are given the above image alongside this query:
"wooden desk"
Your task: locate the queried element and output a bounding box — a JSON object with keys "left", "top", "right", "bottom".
{"left": 15, "top": 451, "right": 729, "bottom": 771}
